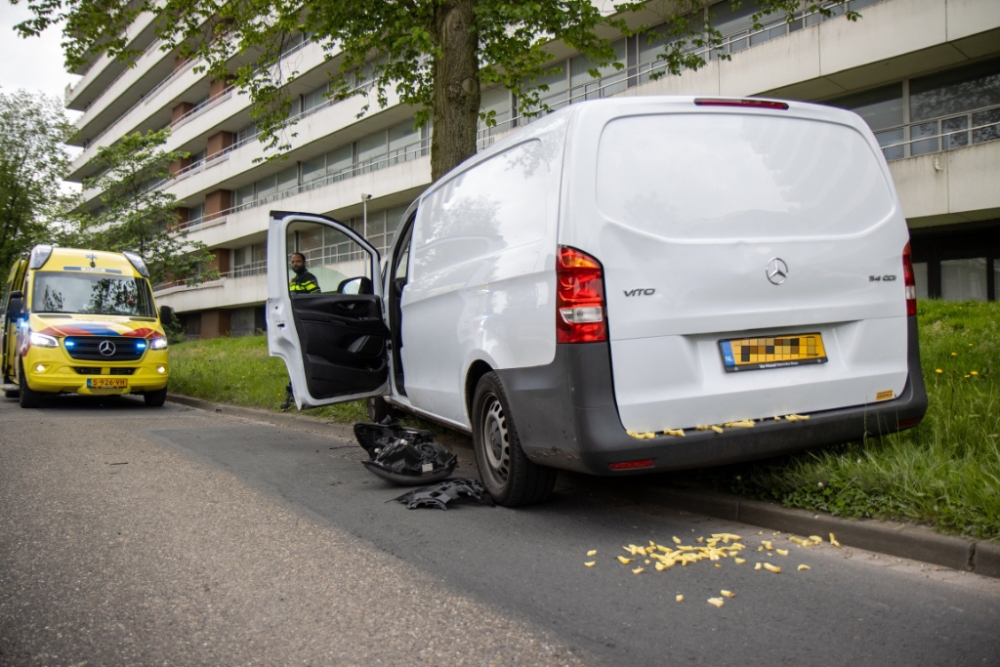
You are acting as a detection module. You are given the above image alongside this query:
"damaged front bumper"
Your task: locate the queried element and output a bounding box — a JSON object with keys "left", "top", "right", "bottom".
{"left": 496, "top": 317, "right": 928, "bottom": 476}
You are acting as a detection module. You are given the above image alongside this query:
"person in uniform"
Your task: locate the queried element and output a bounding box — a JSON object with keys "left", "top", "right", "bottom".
{"left": 288, "top": 252, "right": 321, "bottom": 295}
{"left": 282, "top": 253, "right": 320, "bottom": 409}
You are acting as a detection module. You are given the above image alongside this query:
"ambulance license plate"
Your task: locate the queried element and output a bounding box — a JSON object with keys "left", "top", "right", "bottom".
{"left": 88, "top": 378, "right": 128, "bottom": 388}
{"left": 720, "top": 333, "right": 827, "bottom": 372}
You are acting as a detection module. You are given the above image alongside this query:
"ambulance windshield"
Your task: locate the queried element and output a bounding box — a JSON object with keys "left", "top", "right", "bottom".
{"left": 33, "top": 272, "right": 156, "bottom": 317}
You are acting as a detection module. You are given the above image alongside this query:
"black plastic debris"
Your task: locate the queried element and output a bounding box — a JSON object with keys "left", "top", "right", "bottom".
{"left": 355, "top": 422, "right": 457, "bottom": 486}
{"left": 393, "top": 479, "right": 495, "bottom": 510}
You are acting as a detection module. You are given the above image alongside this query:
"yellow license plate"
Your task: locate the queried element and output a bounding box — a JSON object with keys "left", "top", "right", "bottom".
{"left": 87, "top": 378, "right": 128, "bottom": 388}
{"left": 720, "top": 333, "right": 828, "bottom": 373}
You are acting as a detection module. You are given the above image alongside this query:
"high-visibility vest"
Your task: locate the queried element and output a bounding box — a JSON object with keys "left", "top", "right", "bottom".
{"left": 289, "top": 272, "right": 320, "bottom": 293}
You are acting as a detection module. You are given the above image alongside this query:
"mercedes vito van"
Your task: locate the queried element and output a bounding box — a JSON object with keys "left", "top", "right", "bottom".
{"left": 2, "top": 245, "right": 170, "bottom": 408}
{"left": 266, "top": 96, "right": 927, "bottom": 506}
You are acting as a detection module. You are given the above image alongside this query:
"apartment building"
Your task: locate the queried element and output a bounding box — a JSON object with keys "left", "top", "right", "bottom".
{"left": 64, "top": 0, "right": 1000, "bottom": 338}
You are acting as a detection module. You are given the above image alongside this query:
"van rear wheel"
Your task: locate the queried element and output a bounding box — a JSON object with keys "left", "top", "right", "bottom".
{"left": 472, "top": 372, "right": 556, "bottom": 507}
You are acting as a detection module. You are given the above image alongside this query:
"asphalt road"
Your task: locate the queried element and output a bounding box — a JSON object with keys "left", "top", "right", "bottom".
{"left": 1, "top": 395, "right": 998, "bottom": 667}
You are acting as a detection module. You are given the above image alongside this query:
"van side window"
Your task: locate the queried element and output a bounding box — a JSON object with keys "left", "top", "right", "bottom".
{"left": 414, "top": 140, "right": 548, "bottom": 277}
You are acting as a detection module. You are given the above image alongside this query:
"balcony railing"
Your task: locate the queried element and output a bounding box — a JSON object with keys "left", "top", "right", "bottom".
{"left": 81, "top": 35, "right": 313, "bottom": 157}
{"left": 152, "top": 260, "right": 266, "bottom": 293}
{"left": 874, "top": 103, "right": 1000, "bottom": 161}
{"left": 173, "top": 135, "right": 431, "bottom": 233}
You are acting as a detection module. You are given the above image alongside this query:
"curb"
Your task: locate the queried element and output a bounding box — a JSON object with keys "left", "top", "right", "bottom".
{"left": 166, "top": 393, "right": 998, "bottom": 579}
{"left": 636, "top": 484, "right": 996, "bottom": 578}
{"left": 166, "top": 393, "right": 357, "bottom": 442}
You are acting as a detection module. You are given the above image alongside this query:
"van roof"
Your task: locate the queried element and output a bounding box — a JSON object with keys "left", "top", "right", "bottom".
{"left": 457, "top": 95, "right": 872, "bottom": 176}
{"left": 41, "top": 247, "right": 142, "bottom": 277}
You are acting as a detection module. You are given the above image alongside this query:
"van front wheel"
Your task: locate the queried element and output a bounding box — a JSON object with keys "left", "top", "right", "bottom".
{"left": 472, "top": 372, "right": 556, "bottom": 507}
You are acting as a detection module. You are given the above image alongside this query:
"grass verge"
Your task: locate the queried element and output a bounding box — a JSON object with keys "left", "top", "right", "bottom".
{"left": 166, "top": 334, "right": 368, "bottom": 424}
{"left": 167, "top": 300, "right": 999, "bottom": 539}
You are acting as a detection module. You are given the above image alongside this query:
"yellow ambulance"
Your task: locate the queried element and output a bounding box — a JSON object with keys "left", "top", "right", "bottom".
{"left": 1, "top": 245, "right": 170, "bottom": 408}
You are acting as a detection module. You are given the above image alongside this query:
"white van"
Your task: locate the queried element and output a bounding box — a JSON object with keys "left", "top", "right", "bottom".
{"left": 267, "top": 96, "right": 927, "bottom": 506}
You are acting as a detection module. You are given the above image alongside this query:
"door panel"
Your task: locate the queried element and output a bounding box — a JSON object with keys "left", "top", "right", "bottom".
{"left": 290, "top": 293, "right": 388, "bottom": 399}
{"left": 266, "top": 211, "right": 389, "bottom": 409}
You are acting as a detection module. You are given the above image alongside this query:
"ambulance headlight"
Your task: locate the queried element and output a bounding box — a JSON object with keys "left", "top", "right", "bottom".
{"left": 150, "top": 337, "right": 168, "bottom": 350}
{"left": 29, "top": 332, "right": 59, "bottom": 348}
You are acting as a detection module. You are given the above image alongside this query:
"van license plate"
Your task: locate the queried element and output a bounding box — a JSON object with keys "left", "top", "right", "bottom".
{"left": 720, "top": 333, "right": 827, "bottom": 372}
{"left": 88, "top": 378, "right": 128, "bottom": 388}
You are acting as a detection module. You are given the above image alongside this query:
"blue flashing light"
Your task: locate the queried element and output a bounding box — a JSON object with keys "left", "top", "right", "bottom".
{"left": 136, "top": 341, "right": 147, "bottom": 350}
{"left": 64, "top": 340, "right": 75, "bottom": 348}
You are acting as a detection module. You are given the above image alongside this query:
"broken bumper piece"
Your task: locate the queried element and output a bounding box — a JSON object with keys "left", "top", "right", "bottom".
{"left": 354, "top": 422, "right": 458, "bottom": 486}
{"left": 394, "top": 479, "right": 495, "bottom": 510}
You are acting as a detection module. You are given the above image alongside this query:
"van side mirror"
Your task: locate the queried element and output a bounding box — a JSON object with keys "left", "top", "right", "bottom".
{"left": 337, "top": 277, "right": 373, "bottom": 295}
{"left": 5, "top": 292, "right": 23, "bottom": 321}
{"left": 159, "top": 305, "right": 174, "bottom": 327}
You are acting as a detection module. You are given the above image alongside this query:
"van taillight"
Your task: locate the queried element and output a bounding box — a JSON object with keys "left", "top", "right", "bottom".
{"left": 556, "top": 246, "right": 606, "bottom": 343}
{"left": 903, "top": 242, "right": 916, "bottom": 316}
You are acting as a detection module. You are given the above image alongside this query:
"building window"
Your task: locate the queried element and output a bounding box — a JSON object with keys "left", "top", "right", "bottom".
{"left": 909, "top": 56, "right": 1000, "bottom": 155}
{"left": 828, "top": 84, "right": 904, "bottom": 160}
{"left": 941, "top": 258, "right": 989, "bottom": 302}
{"left": 912, "top": 262, "right": 929, "bottom": 300}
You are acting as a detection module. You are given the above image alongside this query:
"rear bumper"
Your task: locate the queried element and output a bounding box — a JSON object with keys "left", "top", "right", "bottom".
{"left": 496, "top": 316, "right": 928, "bottom": 476}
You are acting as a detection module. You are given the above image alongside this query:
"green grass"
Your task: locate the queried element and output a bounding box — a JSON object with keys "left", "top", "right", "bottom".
{"left": 168, "top": 300, "right": 1000, "bottom": 539}
{"left": 694, "top": 299, "right": 1000, "bottom": 541}
{"left": 167, "top": 335, "right": 368, "bottom": 424}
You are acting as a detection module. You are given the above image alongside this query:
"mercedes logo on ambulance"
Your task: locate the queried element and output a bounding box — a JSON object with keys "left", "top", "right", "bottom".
{"left": 98, "top": 340, "right": 116, "bottom": 356}
{"left": 766, "top": 258, "right": 789, "bottom": 285}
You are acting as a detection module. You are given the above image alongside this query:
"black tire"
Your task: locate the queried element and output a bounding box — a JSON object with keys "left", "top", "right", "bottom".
{"left": 18, "top": 362, "right": 41, "bottom": 409}
{"left": 471, "top": 372, "right": 556, "bottom": 507}
{"left": 366, "top": 396, "right": 398, "bottom": 423}
{"left": 144, "top": 387, "right": 168, "bottom": 407}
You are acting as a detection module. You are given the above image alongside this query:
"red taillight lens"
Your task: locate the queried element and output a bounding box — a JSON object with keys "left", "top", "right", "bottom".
{"left": 694, "top": 98, "right": 789, "bottom": 110}
{"left": 556, "top": 246, "right": 607, "bottom": 343}
{"left": 903, "top": 242, "right": 916, "bottom": 316}
{"left": 609, "top": 459, "right": 655, "bottom": 471}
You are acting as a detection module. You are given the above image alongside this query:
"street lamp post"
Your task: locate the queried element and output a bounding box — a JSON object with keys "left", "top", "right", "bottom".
{"left": 361, "top": 193, "right": 372, "bottom": 239}
{"left": 361, "top": 193, "right": 372, "bottom": 277}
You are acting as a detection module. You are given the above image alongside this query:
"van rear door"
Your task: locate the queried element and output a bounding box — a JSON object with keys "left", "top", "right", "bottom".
{"left": 266, "top": 211, "right": 390, "bottom": 409}
{"left": 562, "top": 100, "right": 912, "bottom": 432}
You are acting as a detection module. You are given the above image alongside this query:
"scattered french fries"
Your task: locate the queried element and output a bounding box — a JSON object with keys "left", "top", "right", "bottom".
{"left": 707, "top": 597, "right": 724, "bottom": 608}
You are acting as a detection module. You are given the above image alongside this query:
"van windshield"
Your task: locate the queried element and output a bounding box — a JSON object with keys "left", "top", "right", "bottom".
{"left": 33, "top": 272, "right": 156, "bottom": 317}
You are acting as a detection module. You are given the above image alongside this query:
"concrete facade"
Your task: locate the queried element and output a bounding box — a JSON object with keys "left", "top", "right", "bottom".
{"left": 64, "top": 0, "right": 1000, "bottom": 337}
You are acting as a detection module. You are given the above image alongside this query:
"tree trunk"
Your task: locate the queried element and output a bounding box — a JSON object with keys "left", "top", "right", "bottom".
{"left": 431, "top": 0, "right": 480, "bottom": 182}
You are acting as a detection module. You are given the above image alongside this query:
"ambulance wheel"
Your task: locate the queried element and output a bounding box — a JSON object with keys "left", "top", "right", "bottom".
{"left": 144, "top": 387, "right": 168, "bottom": 407}
{"left": 472, "top": 372, "right": 556, "bottom": 507}
{"left": 18, "top": 362, "right": 41, "bottom": 409}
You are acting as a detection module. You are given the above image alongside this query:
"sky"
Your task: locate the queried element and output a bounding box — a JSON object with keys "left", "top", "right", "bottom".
{"left": 0, "top": 3, "right": 81, "bottom": 117}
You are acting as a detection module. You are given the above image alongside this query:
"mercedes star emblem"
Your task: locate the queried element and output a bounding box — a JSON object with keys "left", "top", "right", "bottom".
{"left": 98, "top": 340, "right": 117, "bottom": 356}
{"left": 766, "top": 258, "right": 789, "bottom": 285}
